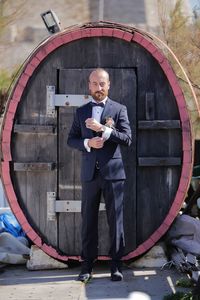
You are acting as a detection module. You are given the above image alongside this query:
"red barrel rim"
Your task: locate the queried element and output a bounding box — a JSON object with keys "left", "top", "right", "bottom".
{"left": 1, "top": 23, "right": 193, "bottom": 261}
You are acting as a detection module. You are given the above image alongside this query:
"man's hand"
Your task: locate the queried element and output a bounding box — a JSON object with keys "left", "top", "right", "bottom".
{"left": 88, "top": 137, "right": 104, "bottom": 149}
{"left": 85, "top": 118, "right": 103, "bottom": 132}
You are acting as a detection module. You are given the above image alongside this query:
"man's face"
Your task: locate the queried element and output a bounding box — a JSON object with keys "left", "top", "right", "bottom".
{"left": 89, "top": 71, "right": 110, "bottom": 102}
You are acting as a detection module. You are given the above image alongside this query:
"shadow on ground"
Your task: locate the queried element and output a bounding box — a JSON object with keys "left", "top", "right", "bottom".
{"left": 0, "top": 261, "right": 191, "bottom": 300}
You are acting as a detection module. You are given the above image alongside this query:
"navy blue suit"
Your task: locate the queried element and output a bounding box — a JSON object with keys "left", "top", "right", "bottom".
{"left": 67, "top": 98, "right": 132, "bottom": 261}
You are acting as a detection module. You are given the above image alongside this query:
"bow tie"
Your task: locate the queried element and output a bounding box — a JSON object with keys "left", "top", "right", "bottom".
{"left": 90, "top": 102, "right": 105, "bottom": 108}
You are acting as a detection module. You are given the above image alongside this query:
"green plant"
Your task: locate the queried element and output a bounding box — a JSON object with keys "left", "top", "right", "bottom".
{"left": 163, "top": 291, "right": 193, "bottom": 300}
{"left": 0, "top": 69, "right": 11, "bottom": 91}
{"left": 176, "top": 278, "right": 193, "bottom": 288}
{"left": 0, "top": 68, "right": 14, "bottom": 115}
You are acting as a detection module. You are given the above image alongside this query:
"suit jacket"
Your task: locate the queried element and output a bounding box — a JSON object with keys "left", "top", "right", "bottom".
{"left": 67, "top": 98, "right": 132, "bottom": 181}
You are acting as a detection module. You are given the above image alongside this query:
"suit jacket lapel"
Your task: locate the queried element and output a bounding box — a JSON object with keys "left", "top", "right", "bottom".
{"left": 100, "top": 98, "right": 112, "bottom": 124}
{"left": 81, "top": 103, "right": 94, "bottom": 138}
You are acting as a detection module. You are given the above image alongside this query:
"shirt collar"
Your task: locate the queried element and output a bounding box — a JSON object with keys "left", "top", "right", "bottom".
{"left": 92, "top": 96, "right": 108, "bottom": 105}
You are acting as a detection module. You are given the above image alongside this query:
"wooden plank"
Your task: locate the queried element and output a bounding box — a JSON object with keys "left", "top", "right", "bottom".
{"left": 136, "top": 167, "right": 181, "bottom": 245}
{"left": 136, "top": 50, "right": 182, "bottom": 246}
{"left": 11, "top": 61, "right": 58, "bottom": 247}
{"left": 58, "top": 69, "right": 88, "bottom": 255}
{"left": 138, "top": 120, "right": 181, "bottom": 129}
{"left": 58, "top": 105, "right": 76, "bottom": 254}
{"left": 58, "top": 69, "right": 94, "bottom": 255}
{"left": 14, "top": 162, "right": 56, "bottom": 171}
{"left": 116, "top": 68, "right": 137, "bottom": 254}
{"left": 145, "top": 93, "right": 155, "bottom": 120}
{"left": 138, "top": 157, "right": 181, "bottom": 166}
{"left": 14, "top": 124, "right": 55, "bottom": 134}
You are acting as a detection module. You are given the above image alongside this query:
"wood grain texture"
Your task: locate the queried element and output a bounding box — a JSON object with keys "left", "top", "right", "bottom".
{"left": 11, "top": 62, "right": 58, "bottom": 247}
{"left": 14, "top": 124, "right": 55, "bottom": 134}
{"left": 138, "top": 120, "right": 181, "bottom": 129}
{"left": 138, "top": 157, "right": 181, "bottom": 166}
{"left": 14, "top": 162, "right": 56, "bottom": 171}
{"left": 136, "top": 47, "right": 182, "bottom": 245}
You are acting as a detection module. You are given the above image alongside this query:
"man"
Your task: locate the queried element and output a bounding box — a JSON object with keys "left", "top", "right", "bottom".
{"left": 67, "top": 68, "right": 132, "bottom": 282}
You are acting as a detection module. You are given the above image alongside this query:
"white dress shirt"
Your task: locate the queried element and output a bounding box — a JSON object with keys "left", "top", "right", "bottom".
{"left": 84, "top": 97, "right": 113, "bottom": 152}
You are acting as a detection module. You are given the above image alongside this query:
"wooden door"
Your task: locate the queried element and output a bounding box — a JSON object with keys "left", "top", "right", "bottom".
{"left": 136, "top": 90, "right": 182, "bottom": 245}
{"left": 58, "top": 68, "right": 137, "bottom": 255}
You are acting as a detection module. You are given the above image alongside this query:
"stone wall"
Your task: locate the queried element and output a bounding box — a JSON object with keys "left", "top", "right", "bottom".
{"left": 0, "top": 0, "right": 192, "bottom": 72}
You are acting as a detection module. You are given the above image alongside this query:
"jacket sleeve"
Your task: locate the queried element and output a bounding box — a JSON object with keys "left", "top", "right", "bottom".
{"left": 67, "top": 109, "right": 87, "bottom": 152}
{"left": 108, "top": 105, "right": 132, "bottom": 147}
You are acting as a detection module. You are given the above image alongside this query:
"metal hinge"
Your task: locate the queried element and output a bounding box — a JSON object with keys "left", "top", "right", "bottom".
{"left": 47, "top": 192, "right": 106, "bottom": 221}
{"left": 46, "top": 86, "right": 92, "bottom": 117}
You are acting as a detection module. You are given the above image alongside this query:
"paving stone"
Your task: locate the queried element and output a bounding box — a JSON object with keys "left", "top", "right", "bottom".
{"left": 26, "top": 245, "right": 68, "bottom": 270}
{"left": 128, "top": 243, "right": 168, "bottom": 268}
{"left": 0, "top": 263, "right": 192, "bottom": 300}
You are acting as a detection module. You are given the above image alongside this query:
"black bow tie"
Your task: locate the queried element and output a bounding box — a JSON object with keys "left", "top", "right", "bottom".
{"left": 90, "top": 102, "right": 105, "bottom": 108}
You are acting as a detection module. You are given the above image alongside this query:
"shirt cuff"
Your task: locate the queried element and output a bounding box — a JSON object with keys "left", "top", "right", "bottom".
{"left": 102, "top": 127, "right": 113, "bottom": 140}
{"left": 84, "top": 138, "right": 91, "bottom": 152}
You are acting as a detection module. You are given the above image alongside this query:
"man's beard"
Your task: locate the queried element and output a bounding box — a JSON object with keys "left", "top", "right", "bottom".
{"left": 91, "top": 91, "right": 106, "bottom": 101}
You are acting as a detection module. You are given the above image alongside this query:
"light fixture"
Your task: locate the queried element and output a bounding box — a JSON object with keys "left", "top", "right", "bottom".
{"left": 41, "top": 10, "right": 61, "bottom": 34}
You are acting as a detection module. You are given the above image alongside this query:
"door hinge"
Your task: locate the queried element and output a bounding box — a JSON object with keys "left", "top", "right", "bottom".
{"left": 47, "top": 192, "right": 106, "bottom": 221}
{"left": 46, "top": 86, "right": 92, "bottom": 117}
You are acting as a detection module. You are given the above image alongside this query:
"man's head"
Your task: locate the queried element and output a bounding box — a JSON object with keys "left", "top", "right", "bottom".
{"left": 89, "top": 68, "right": 110, "bottom": 102}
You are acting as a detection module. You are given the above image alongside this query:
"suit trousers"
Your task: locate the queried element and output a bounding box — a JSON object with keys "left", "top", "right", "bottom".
{"left": 81, "top": 169, "right": 125, "bottom": 262}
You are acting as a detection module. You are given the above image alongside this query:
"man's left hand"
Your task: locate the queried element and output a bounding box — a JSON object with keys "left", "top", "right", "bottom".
{"left": 85, "top": 118, "right": 103, "bottom": 132}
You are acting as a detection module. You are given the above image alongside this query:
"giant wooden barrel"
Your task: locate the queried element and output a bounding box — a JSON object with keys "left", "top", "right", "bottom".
{"left": 0, "top": 22, "right": 193, "bottom": 261}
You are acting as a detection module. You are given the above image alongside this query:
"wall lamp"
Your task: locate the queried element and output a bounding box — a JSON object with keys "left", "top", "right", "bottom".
{"left": 41, "top": 10, "right": 61, "bottom": 34}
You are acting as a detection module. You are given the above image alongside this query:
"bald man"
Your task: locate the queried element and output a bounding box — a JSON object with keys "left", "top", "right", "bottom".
{"left": 67, "top": 68, "right": 132, "bottom": 282}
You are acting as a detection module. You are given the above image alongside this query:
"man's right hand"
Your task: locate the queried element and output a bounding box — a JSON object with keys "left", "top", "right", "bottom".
{"left": 88, "top": 137, "right": 104, "bottom": 149}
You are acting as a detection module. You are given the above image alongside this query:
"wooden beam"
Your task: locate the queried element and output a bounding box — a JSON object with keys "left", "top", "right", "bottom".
{"left": 145, "top": 93, "right": 155, "bottom": 120}
{"left": 138, "top": 120, "right": 181, "bottom": 129}
{"left": 138, "top": 157, "right": 181, "bottom": 166}
{"left": 14, "top": 162, "right": 56, "bottom": 171}
{"left": 14, "top": 124, "right": 56, "bottom": 134}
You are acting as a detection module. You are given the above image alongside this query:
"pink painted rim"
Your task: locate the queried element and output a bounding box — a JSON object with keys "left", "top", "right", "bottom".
{"left": 1, "top": 25, "right": 193, "bottom": 262}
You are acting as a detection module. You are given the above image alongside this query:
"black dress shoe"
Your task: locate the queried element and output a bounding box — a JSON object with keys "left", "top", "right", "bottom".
{"left": 77, "top": 272, "right": 92, "bottom": 283}
{"left": 110, "top": 260, "right": 123, "bottom": 281}
{"left": 111, "top": 268, "right": 123, "bottom": 281}
{"left": 77, "top": 260, "right": 93, "bottom": 283}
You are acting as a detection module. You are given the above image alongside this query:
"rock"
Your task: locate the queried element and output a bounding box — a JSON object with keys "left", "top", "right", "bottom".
{"left": 26, "top": 245, "right": 68, "bottom": 270}
{"left": 128, "top": 243, "right": 168, "bottom": 268}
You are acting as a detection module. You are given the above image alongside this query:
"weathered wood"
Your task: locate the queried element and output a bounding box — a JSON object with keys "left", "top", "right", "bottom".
{"left": 6, "top": 30, "right": 185, "bottom": 259}
{"left": 11, "top": 62, "right": 58, "bottom": 247}
{"left": 118, "top": 68, "right": 137, "bottom": 253}
{"left": 138, "top": 157, "right": 181, "bottom": 166}
{"left": 138, "top": 120, "right": 181, "bottom": 129}
{"left": 14, "top": 124, "right": 56, "bottom": 134}
{"left": 145, "top": 93, "right": 155, "bottom": 120}
{"left": 136, "top": 49, "right": 182, "bottom": 244}
{"left": 14, "top": 162, "right": 56, "bottom": 171}
{"left": 58, "top": 69, "right": 90, "bottom": 255}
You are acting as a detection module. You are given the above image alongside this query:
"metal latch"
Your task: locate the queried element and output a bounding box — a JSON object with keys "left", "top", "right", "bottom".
{"left": 47, "top": 192, "right": 106, "bottom": 221}
{"left": 46, "top": 86, "right": 92, "bottom": 117}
